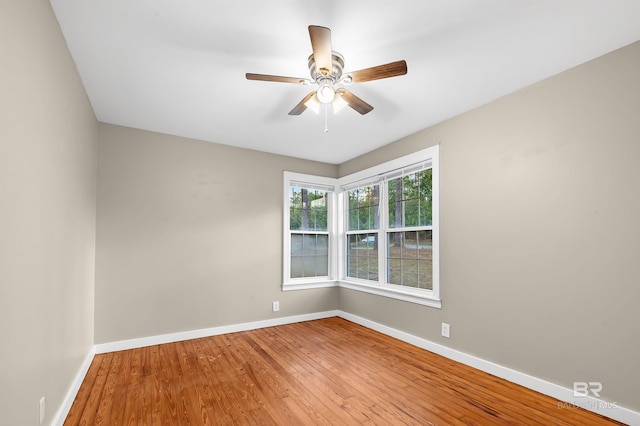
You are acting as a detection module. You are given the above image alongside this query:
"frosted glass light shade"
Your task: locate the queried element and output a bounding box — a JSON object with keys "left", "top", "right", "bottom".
{"left": 317, "top": 83, "right": 335, "bottom": 104}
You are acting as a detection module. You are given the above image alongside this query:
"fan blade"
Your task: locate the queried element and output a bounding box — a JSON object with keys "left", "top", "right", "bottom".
{"left": 344, "top": 60, "right": 407, "bottom": 83}
{"left": 308, "top": 26, "right": 333, "bottom": 76}
{"left": 246, "top": 73, "right": 309, "bottom": 84}
{"left": 337, "top": 88, "right": 373, "bottom": 115}
{"left": 289, "top": 92, "right": 317, "bottom": 115}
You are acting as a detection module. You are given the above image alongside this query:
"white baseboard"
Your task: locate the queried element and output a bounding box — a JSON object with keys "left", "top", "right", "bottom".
{"left": 57, "top": 311, "right": 638, "bottom": 426}
{"left": 94, "top": 310, "right": 340, "bottom": 354}
{"left": 52, "top": 346, "right": 96, "bottom": 426}
{"left": 337, "top": 310, "right": 639, "bottom": 426}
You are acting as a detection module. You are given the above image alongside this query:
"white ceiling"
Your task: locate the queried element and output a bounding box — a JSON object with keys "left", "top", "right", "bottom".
{"left": 50, "top": 0, "right": 640, "bottom": 164}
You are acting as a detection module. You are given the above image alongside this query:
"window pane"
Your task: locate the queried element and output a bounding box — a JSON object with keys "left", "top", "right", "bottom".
{"left": 290, "top": 233, "right": 329, "bottom": 278}
{"left": 346, "top": 233, "right": 379, "bottom": 281}
{"left": 388, "top": 169, "right": 432, "bottom": 228}
{"left": 302, "top": 256, "right": 328, "bottom": 277}
{"left": 302, "top": 234, "right": 328, "bottom": 255}
{"left": 387, "top": 230, "right": 432, "bottom": 289}
{"left": 347, "top": 184, "right": 379, "bottom": 231}
{"left": 418, "top": 169, "right": 432, "bottom": 226}
{"left": 290, "top": 187, "right": 328, "bottom": 231}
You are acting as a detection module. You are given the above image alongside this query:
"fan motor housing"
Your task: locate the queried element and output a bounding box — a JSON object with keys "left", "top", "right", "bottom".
{"left": 308, "top": 52, "right": 344, "bottom": 83}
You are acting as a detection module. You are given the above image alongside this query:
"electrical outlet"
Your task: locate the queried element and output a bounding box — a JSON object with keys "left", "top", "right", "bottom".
{"left": 272, "top": 301, "right": 280, "bottom": 312}
{"left": 441, "top": 323, "right": 450, "bottom": 338}
{"left": 39, "top": 397, "right": 45, "bottom": 424}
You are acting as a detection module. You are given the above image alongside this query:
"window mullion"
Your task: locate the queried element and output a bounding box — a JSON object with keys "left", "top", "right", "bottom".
{"left": 379, "top": 178, "right": 388, "bottom": 286}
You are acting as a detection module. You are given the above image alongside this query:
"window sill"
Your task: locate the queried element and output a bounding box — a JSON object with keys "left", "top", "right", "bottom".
{"left": 338, "top": 280, "right": 442, "bottom": 308}
{"left": 282, "top": 280, "right": 339, "bottom": 291}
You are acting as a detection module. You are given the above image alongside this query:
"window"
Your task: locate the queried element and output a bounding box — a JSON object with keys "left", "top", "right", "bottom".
{"left": 282, "top": 145, "right": 439, "bottom": 307}
{"left": 387, "top": 168, "right": 433, "bottom": 290}
{"left": 346, "top": 183, "right": 380, "bottom": 281}
{"left": 283, "top": 173, "right": 337, "bottom": 290}
{"left": 338, "top": 146, "right": 440, "bottom": 307}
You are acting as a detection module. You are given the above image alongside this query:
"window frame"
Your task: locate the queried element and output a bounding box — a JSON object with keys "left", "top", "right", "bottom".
{"left": 337, "top": 145, "right": 441, "bottom": 308}
{"left": 282, "top": 145, "right": 440, "bottom": 308}
{"left": 283, "top": 172, "right": 338, "bottom": 291}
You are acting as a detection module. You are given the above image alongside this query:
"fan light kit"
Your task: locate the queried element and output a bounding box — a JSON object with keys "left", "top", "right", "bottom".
{"left": 316, "top": 80, "right": 335, "bottom": 104}
{"left": 246, "top": 25, "right": 408, "bottom": 116}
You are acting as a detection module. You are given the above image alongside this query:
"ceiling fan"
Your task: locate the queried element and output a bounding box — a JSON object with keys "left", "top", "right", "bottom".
{"left": 246, "top": 25, "right": 408, "bottom": 116}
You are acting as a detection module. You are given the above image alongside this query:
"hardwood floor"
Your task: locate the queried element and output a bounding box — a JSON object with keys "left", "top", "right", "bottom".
{"left": 65, "top": 317, "right": 622, "bottom": 425}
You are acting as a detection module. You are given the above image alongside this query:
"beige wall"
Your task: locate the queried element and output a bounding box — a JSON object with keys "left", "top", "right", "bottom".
{"left": 339, "top": 41, "right": 640, "bottom": 411}
{"left": 0, "top": 1, "right": 97, "bottom": 424}
{"left": 3, "top": 0, "right": 638, "bottom": 419}
{"left": 95, "top": 124, "right": 339, "bottom": 343}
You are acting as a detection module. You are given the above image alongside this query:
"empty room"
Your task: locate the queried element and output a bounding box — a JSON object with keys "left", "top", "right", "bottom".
{"left": 2, "top": 1, "right": 639, "bottom": 425}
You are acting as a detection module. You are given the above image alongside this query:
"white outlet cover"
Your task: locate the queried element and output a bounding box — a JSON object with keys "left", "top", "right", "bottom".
{"left": 441, "top": 323, "right": 450, "bottom": 338}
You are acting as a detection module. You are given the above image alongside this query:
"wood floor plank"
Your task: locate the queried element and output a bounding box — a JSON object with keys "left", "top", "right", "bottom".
{"left": 206, "top": 334, "right": 260, "bottom": 423}
{"left": 65, "top": 318, "right": 624, "bottom": 425}
{"left": 181, "top": 339, "right": 218, "bottom": 425}
{"left": 71, "top": 353, "right": 113, "bottom": 425}
{"left": 156, "top": 344, "right": 181, "bottom": 424}
{"left": 110, "top": 349, "right": 136, "bottom": 425}
{"left": 93, "top": 351, "right": 122, "bottom": 425}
